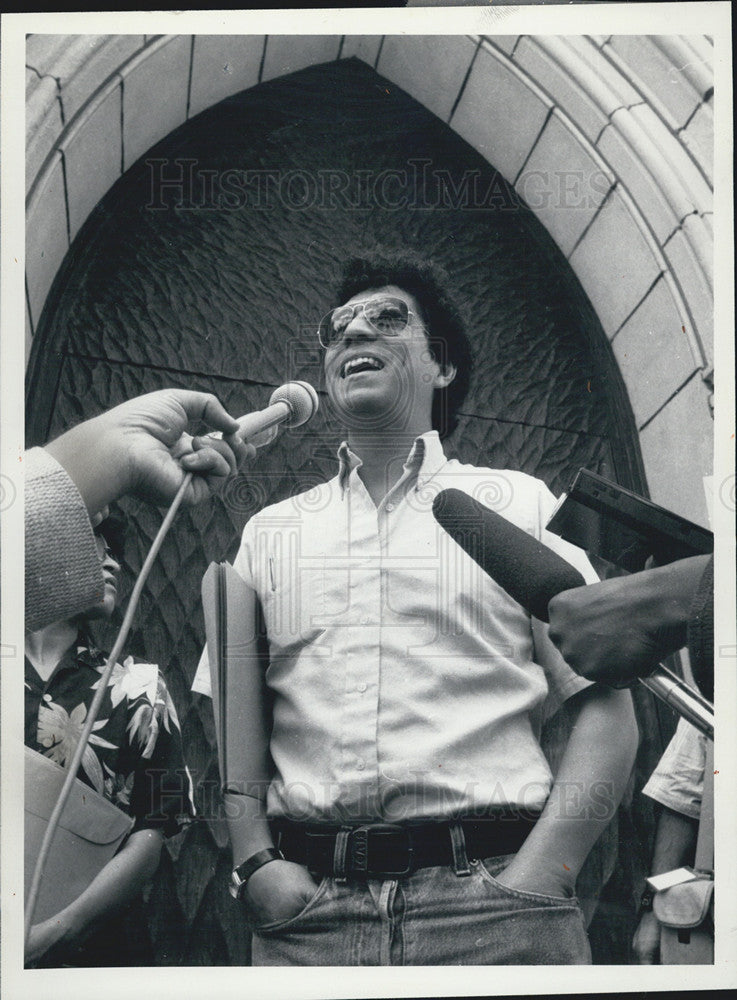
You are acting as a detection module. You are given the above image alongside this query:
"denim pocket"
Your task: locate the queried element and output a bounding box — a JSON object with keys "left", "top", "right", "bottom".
{"left": 474, "top": 855, "right": 578, "bottom": 906}
{"left": 251, "top": 876, "right": 330, "bottom": 935}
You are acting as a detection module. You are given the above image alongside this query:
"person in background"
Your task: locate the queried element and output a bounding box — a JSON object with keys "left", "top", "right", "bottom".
{"left": 25, "top": 515, "right": 195, "bottom": 966}
{"left": 631, "top": 718, "right": 707, "bottom": 964}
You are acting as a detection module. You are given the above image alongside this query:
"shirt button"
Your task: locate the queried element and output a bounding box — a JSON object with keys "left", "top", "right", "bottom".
{"left": 386, "top": 503, "right": 394, "bottom": 512}
{"left": 357, "top": 681, "right": 367, "bottom": 693}
{"left": 356, "top": 758, "right": 365, "bottom": 770}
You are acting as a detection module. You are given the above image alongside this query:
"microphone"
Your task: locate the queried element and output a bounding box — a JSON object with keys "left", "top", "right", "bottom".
{"left": 432, "top": 488, "right": 714, "bottom": 739}
{"left": 234, "top": 381, "right": 319, "bottom": 447}
{"left": 431, "top": 488, "right": 584, "bottom": 622}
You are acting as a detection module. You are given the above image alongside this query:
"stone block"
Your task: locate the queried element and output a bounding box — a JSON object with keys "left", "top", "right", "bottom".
{"left": 651, "top": 36, "right": 713, "bottom": 100}
{"left": 611, "top": 277, "right": 699, "bottom": 426}
{"left": 513, "top": 37, "right": 609, "bottom": 143}
{"left": 681, "top": 98, "right": 714, "bottom": 185}
{"left": 61, "top": 82, "right": 123, "bottom": 240}
{"left": 376, "top": 35, "right": 477, "bottom": 123}
{"left": 450, "top": 43, "right": 550, "bottom": 185}
{"left": 26, "top": 35, "right": 75, "bottom": 75}
{"left": 639, "top": 374, "right": 713, "bottom": 527}
{"left": 261, "top": 36, "right": 342, "bottom": 83}
{"left": 515, "top": 110, "right": 614, "bottom": 257}
{"left": 568, "top": 188, "right": 662, "bottom": 339}
{"left": 26, "top": 70, "right": 63, "bottom": 196}
{"left": 662, "top": 222, "right": 713, "bottom": 368}
{"left": 627, "top": 104, "right": 712, "bottom": 217}
{"left": 121, "top": 36, "right": 191, "bottom": 171}
{"left": 564, "top": 35, "right": 641, "bottom": 105}
{"left": 58, "top": 35, "right": 146, "bottom": 122}
{"left": 483, "top": 36, "right": 520, "bottom": 57}
{"left": 679, "top": 210, "right": 713, "bottom": 282}
{"left": 340, "top": 36, "right": 383, "bottom": 67}
{"left": 597, "top": 116, "right": 687, "bottom": 244}
{"left": 188, "top": 35, "right": 263, "bottom": 119}
{"left": 26, "top": 154, "right": 69, "bottom": 329}
{"left": 606, "top": 35, "right": 703, "bottom": 132}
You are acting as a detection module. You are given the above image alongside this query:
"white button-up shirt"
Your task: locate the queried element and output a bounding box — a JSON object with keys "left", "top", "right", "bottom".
{"left": 193, "top": 432, "right": 597, "bottom": 823}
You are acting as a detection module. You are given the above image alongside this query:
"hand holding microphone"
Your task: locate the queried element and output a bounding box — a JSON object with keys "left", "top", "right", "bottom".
{"left": 172, "top": 380, "right": 318, "bottom": 517}
{"left": 432, "top": 489, "right": 713, "bottom": 738}
{"left": 128, "top": 380, "right": 318, "bottom": 503}
{"left": 45, "top": 389, "right": 252, "bottom": 514}
{"left": 44, "top": 383, "right": 319, "bottom": 515}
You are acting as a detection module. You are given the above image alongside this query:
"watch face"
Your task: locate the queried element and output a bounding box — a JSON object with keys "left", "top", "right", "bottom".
{"left": 229, "top": 870, "right": 245, "bottom": 900}
{"left": 229, "top": 848, "right": 283, "bottom": 900}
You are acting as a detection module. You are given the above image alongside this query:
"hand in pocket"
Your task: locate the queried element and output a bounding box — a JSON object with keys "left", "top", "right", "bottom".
{"left": 492, "top": 855, "right": 575, "bottom": 900}
{"left": 243, "top": 860, "right": 321, "bottom": 926}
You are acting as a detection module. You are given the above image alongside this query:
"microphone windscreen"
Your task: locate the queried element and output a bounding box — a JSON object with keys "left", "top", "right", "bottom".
{"left": 432, "top": 488, "right": 585, "bottom": 621}
{"left": 270, "top": 381, "right": 319, "bottom": 427}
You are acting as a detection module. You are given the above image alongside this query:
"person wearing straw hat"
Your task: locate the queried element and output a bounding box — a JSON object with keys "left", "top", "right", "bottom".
{"left": 24, "top": 515, "right": 195, "bottom": 967}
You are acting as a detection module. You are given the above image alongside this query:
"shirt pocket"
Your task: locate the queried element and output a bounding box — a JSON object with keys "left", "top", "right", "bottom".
{"left": 261, "top": 556, "right": 329, "bottom": 652}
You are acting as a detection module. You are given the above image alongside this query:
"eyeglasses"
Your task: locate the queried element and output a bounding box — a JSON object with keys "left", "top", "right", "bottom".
{"left": 317, "top": 295, "right": 425, "bottom": 349}
{"left": 94, "top": 532, "right": 121, "bottom": 565}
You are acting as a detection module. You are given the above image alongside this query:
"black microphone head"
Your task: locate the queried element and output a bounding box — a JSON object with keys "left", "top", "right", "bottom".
{"left": 432, "top": 488, "right": 585, "bottom": 621}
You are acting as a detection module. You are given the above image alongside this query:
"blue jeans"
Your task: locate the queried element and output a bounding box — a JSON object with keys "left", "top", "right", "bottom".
{"left": 250, "top": 854, "right": 592, "bottom": 965}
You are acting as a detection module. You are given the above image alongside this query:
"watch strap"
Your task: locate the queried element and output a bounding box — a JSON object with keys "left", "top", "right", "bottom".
{"left": 230, "top": 847, "right": 284, "bottom": 900}
{"left": 638, "top": 886, "right": 655, "bottom": 915}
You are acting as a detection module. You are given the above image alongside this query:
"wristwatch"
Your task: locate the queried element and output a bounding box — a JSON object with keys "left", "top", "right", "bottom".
{"left": 638, "top": 887, "right": 655, "bottom": 915}
{"left": 229, "top": 847, "right": 284, "bottom": 901}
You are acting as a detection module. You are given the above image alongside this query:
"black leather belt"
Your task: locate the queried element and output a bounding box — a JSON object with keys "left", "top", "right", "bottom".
{"left": 273, "top": 815, "right": 538, "bottom": 880}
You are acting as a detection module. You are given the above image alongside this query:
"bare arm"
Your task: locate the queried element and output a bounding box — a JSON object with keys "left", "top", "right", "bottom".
{"left": 496, "top": 685, "right": 638, "bottom": 898}
{"left": 25, "top": 828, "right": 164, "bottom": 965}
{"left": 632, "top": 806, "right": 698, "bottom": 964}
{"left": 223, "top": 792, "right": 319, "bottom": 926}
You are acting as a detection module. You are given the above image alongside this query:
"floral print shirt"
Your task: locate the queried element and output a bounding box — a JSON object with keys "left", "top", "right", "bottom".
{"left": 25, "top": 635, "right": 195, "bottom": 837}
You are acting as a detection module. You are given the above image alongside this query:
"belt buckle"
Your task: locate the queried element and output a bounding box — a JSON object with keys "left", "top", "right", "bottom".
{"left": 350, "top": 824, "right": 414, "bottom": 878}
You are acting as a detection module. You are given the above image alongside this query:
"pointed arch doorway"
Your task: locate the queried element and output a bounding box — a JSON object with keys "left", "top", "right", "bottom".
{"left": 27, "top": 57, "right": 662, "bottom": 964}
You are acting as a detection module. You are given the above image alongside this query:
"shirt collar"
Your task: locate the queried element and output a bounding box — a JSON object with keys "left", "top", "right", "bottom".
{"left": 75, "top": 630, "right": 104, "bottom": 668}
{"left": 337, "top": 431, "right": 447, "bottom": 495}
{"left": 24, "top": 629, "right": 96, "bottom": 687}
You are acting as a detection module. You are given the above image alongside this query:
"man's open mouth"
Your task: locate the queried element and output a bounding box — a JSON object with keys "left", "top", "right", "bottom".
{"left": 341, "top": 356, "right": 385, "bottom": 378}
